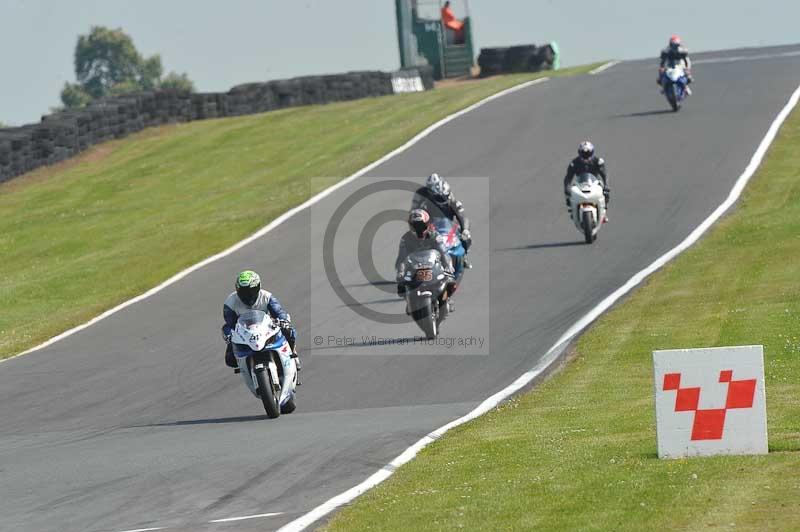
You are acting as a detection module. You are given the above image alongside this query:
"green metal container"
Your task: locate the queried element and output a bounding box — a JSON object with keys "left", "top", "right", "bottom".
{"left": 396, "top": 0, "right": 476, "bottom": 80}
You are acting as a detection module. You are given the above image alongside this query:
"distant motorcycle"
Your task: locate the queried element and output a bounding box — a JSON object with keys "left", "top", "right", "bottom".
{"left": 231, "top": 310, "right": 298, "bottom": 418}
{"left": 568, "top": 172, "right": 607, "bottom": 244}
{"left": 431, "top": 216, "right": 466, "bottom": 282}
{"left": 397, "top": 249, "right": 453, "bottom": 339}
{"left": 661, "top": 64, "right": 689, "bottom": 112}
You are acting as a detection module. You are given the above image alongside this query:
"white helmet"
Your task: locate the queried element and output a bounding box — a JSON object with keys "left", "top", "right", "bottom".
{"left": 426, "top": 173, "right": 442, "bottom": 190}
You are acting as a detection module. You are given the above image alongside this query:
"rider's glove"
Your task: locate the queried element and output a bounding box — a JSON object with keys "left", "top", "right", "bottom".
{"left": 222, "top": 332, "right": 232, "bottom": 344}
{"left": 397, "top": 283, "right": 406, "bottom": 297}
{"left": 461, "top": 229, "right": 471, "bottom": 242}
{"left": 275, "top": 318, "right": 292, "bottom": 329}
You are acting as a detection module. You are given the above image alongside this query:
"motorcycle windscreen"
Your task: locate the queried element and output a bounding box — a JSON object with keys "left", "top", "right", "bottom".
{"left": 405, "top": 249, "right": 440, "bottom": 269}
{"left": 576, "top": 172, "right": 602, "bottom": 187}
{"left": 237, "top": 309, "right": 268, "bottom": 327}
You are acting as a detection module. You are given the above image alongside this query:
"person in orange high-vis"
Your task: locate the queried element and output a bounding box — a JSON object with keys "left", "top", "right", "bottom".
{"left": 441, "top": 1, "right": 464, "bottom": 44}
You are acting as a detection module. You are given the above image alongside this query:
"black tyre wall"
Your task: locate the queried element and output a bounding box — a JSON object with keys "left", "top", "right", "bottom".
{"left": 0, "top": 66, "right": 434, "bottom": 185}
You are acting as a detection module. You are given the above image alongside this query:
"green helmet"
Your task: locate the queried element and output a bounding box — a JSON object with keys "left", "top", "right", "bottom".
{"left": 235, "top": 270, "right": 261, "bottom": 306}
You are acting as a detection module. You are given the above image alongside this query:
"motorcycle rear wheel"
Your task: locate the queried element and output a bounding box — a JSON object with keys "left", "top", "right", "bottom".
{"left": 255, "top": 366, "right": 280, "bottom": 419}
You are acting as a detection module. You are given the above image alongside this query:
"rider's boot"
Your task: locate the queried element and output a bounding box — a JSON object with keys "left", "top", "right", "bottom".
{"left": 291, "top": 351, "right": 302, "bottom": 385}
{"left": 286, "top": 335, "right": 302, "bottom": 381}
{"left": 225, "top": 343, "right": 237, "bottom": 369}
{"left": 446, "top": 280, "right": 459, "bottom": 299}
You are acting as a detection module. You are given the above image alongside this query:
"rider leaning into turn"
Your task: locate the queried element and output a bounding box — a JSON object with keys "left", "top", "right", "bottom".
{"left": 396, "top": 209, "right": 456, "bottom": 298}
{"left": 221, "top": 270, "right": 301, "bottom": 371}
{"left": 658, "top": 35, "right": 693, "bottom": 93}
{"left": 563, "top": 141, "right": 610, "bottom": 221}
{"left": 412, "top": 173, "right": 472, "bottom": 262}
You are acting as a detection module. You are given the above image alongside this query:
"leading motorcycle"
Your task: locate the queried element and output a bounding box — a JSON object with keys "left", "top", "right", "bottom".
{"left": 661, "top": 64, "right": 689, "bottom": 112}
{"left": 231, "top": 310, "right": 298, "bottom": 418}
{"left": 568, "top": 172, "right": 607, "bottom": 244}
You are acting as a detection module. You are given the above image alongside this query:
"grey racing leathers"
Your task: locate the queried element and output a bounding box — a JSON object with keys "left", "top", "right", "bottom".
{"left": 395, "top": 230, "right": 457, "bottom": 299}
{"left": 395, "top": 230, "right": 454, "bottom": 273}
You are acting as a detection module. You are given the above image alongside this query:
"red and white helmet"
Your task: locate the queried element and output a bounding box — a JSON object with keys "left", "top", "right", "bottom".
{"left": 669, "top": 35, "right": 682, "bottom": 49}
{"left": 408, "top": 208, "right": 432, "bottom": 238}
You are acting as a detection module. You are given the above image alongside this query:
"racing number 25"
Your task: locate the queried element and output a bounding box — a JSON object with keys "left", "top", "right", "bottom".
{"left": 415, "top": 269, "right": 433, "bottom": 282}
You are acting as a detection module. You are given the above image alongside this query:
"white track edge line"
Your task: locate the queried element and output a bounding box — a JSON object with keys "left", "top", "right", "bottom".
{"left": 589, "top": 60, "right": 620, "bottom": 75}
{"left": 115, "top": 527, "right": 166, "bottom": 532}
{"left": 694, "top": 50, "right": 800, "bottom": 65}
{"left": 276, "top": 83, "right": 800, "bottom": 532}
{"left": 1, "top": 76, "right": 549, "bottom": 366}
{"left": 208, "top": 512, "right": 283, "bottom": 523}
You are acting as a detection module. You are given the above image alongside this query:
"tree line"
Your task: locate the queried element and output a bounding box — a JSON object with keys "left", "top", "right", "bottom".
{"left": 60, "top": 26, "right": 195, "bottom": 109}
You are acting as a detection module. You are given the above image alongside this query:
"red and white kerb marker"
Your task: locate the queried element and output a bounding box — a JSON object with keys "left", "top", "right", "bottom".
{"left": 653, "top": 345, "right": 768, "bottom": 459}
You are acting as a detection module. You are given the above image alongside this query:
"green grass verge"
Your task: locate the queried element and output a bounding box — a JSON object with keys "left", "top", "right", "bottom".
{"left": 323, "top": 108, "right": 800, "bottom": 528}
{"left": 0, "top": 65, "right": 598, "bottom": 360}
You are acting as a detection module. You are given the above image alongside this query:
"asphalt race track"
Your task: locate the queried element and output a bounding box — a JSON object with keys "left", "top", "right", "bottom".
{"left": 2, "top": 45, "right": 800, "bottom": 532}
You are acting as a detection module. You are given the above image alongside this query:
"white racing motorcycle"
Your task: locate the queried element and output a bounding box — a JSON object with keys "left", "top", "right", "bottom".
{"left": 231, "top": 310, "right": 298, "bottom": 418}
{"left": 568, "top": 172, "right": 607, "bottom": 244}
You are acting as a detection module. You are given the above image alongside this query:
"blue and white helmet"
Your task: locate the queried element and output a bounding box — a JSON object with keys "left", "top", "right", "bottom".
{"left": 426, "top": 173, "right": 442, "bottom": 190}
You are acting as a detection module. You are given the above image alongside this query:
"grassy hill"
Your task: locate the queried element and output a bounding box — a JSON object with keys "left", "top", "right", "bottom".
{"left": 0, "top": 66, "right": 596, "bottom": 360}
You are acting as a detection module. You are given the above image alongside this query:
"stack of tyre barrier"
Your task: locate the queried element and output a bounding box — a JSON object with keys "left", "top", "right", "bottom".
{"left": 478, "top": 44, "right": 557, "bottom": 77}
{"left": 0, "top": 65, "right": 434, "bottom": 184}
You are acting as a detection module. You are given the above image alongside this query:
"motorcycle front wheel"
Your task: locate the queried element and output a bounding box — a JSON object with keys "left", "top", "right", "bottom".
{"left": 255, "top": 366, "right": 280, "bottom": 419}
{"left": 669, "top": 85, "right": 680, "bottom": 112}
{"left": 412, "top": 303, "right": 438, "bottom": 339}
{"left": 581, "top": 211, "right": 594, "bottom": 244}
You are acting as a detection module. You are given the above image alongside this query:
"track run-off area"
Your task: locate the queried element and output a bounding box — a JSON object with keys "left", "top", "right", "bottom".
{"left": 2, "top": 44, "right": 800, "bottom": 532}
